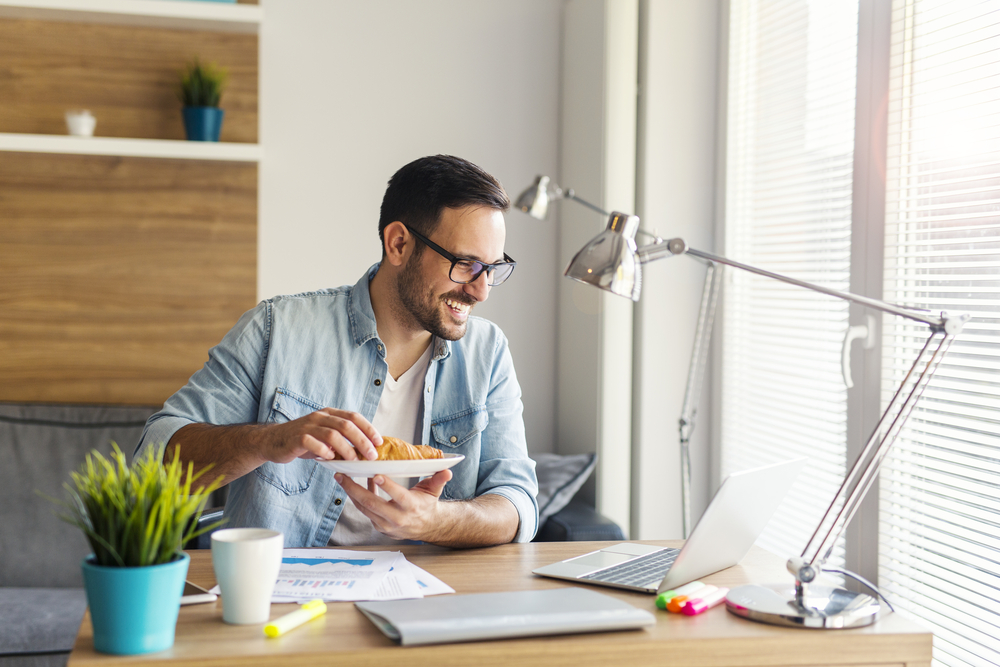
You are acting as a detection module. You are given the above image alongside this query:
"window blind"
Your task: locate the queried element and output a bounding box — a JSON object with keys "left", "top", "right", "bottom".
{"left": 880, "top": 1, "right": 1000, "bottom": 666}
{"left": 721, "top": 0, "right": 859, "bottom": 564}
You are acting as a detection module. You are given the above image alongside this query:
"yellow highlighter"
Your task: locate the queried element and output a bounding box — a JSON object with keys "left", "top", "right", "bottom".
{"left": 264, "top": 600, "right": 327, "bottom": 638}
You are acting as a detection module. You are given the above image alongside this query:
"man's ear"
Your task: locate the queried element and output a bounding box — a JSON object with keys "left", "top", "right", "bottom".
{"left": 382, "top": 221, "right": 410, "bottom": 267}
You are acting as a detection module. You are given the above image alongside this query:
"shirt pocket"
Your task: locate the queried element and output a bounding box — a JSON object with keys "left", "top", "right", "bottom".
{"left": 431, "top": 407, "right": 489, "bottom": 500}
{"left": 252, "top": 388, "right": 323, "bottom": 495}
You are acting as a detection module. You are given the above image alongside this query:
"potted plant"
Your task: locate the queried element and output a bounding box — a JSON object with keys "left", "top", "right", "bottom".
{"left": 48, "top": 444, "right": 223, "bottom": 655}
{"left": 178, "top": 58, "right": 229, "bottom": 141}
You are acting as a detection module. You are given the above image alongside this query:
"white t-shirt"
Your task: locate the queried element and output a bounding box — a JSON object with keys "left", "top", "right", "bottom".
{"left": 328, "top": 343, "right": 432, "bottom": 546}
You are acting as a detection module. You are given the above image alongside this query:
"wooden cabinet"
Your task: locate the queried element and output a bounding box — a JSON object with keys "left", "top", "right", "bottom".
{"left": 0, "top": 0, "right": 261, "bottom": 405}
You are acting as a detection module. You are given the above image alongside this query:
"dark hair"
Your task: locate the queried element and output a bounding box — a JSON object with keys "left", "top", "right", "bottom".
{"left": 378, "top": 155, "right": 510, "bottom": 254}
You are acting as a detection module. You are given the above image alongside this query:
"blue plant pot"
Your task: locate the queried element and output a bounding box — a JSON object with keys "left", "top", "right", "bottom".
{"left": 81, "top": 552, "right": 189, "bottom": 655}
{"left": 182, "top": 106, "right": 225, "bottom": 142}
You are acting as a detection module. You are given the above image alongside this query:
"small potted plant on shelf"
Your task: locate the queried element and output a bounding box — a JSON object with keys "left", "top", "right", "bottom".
{"left": 178, "top": 58, "right": 229, "bottom": 141}
{"left": 47, "top": 444, "right": 223, "bottom": 655}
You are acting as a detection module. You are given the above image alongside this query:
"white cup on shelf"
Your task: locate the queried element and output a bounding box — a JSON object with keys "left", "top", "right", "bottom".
{"left": 65, "top": 110, "right": 96, "bottom": 137}
{"left": 210, "top": 528, "right": 284, "bottom": 625}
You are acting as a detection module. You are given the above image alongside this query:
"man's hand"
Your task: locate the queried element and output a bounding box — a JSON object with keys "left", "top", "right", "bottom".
{"left": 334, "top": 470, "right": 452, "bottom": 541}
{"left": 166, "top": 408, "right": 381, "bottom": 488}
{"left": 334, "top": 470, "right": 520, "bottom": 547}
{"left": 266, "top": 408, "right": 382, "bottom": 464}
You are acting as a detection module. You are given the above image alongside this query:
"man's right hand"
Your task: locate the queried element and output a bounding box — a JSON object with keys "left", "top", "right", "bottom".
{"left": 266, "top": 408, "right": 382, "bottom": 463}
{"left": 165, "top": 409, "right": 382, "bottom": 488}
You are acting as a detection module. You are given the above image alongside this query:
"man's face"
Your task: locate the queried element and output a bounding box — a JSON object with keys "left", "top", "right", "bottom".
{"left": 396, "top": 205, "right": 506, "bottom": 341}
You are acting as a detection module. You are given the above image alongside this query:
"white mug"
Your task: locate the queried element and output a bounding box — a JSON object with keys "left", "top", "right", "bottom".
{"left": 211, "top": 528, "right": 284, "bottom": 625}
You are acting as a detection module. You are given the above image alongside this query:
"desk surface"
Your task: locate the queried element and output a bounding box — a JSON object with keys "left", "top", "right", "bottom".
{"left": 68, "top": 541, "right": 931, "bottom": 667}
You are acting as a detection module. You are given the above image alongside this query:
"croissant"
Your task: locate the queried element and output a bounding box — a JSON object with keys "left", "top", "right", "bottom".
{"left": 375, "top": 436, "right": 443, "bottom": 461}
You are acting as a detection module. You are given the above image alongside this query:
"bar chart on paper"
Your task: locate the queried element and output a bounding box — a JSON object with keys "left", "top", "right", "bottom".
{"left": 279, "top": 559, "right": 376, "bottom": 590}
{"left": 281, "top": 577, "right": 358, "bottom": 590}
{"left": 272, "top": 550, "right": 398, "bottom": 601}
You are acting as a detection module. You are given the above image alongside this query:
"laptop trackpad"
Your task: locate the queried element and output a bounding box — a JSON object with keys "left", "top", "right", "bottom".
{"left": 568, "top": 551, "right": 633, "bottom": 569}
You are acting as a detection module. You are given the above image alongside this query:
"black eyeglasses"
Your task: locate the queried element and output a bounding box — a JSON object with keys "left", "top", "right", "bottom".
{"left": 404, "top": 225, "right": 517, "bottom": 287}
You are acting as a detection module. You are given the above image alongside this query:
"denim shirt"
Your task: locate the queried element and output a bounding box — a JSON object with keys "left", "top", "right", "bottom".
{"left": 136, "top": 264, "right": 539, "bottom": 546}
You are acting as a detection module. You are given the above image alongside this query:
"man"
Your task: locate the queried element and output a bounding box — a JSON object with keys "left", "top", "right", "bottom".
{"left": 136, "top": 155, "right": 538, "bottom": 548}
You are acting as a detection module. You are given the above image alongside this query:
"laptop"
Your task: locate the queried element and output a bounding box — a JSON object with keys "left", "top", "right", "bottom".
{"left": 533, "top": 458, "right": 806, "bottom": 594}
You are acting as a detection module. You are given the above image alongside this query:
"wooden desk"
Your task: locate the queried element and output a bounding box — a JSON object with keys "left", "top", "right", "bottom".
{"left": 68, "top": 541, "right": 931, "bottom": 667}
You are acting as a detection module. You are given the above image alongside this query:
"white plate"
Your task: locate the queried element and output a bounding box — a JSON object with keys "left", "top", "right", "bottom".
{"left": 318, "top": 453, "right": 465, "bottom": 478}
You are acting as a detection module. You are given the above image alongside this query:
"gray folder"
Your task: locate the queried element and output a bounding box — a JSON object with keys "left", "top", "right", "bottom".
{"left": 355, "top": 587, "right": 655, "bottom": 646}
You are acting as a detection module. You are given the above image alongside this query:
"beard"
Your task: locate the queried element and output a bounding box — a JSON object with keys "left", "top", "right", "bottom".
{"left": 395, "top": 252, "right": 475, "bottom": 341}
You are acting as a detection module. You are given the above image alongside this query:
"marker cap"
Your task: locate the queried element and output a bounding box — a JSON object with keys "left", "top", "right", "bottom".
{"left": 683, "top": 587, "right": 729, "bottom": 616}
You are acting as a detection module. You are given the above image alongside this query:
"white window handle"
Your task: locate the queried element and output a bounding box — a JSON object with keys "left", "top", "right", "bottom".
{"left": 842, "top": 314, "right": 877, "bottom": 389}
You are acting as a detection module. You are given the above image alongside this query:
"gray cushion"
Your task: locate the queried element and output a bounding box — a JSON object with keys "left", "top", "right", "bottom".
{"left": 533, "top": 452, "right": 597, "bottom": 524}
{"left": 0, "top": 403, "right": 157, "bottom": 588}
{"left": 0, "top": 588, "right": 86, "bottom": 655}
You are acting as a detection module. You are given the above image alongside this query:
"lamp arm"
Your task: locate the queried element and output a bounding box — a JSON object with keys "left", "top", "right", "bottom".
{"left": 802, "top": 331, "right": 956, "bottom": 568}
{"left": 556, "top": 189, "right": 662, "bottom": 240}
{"left": 561, "top": 190, "right": 610, "bottom": 217}
{"left": 637, "top": 238, "right": 958, "bottom": 332}
{"left": 678, "top": 261, "right": 722, "bottom": 538}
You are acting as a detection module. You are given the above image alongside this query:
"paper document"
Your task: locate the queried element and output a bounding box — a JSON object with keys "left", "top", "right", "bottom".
{"left": 408, "top": 561, "right": 455, "bottom": 597}
{"left": 207, "top": 548, "right": 456, "bottom": 603}
{"left": 373, "top": 560, "right": 455, "bottom": 600}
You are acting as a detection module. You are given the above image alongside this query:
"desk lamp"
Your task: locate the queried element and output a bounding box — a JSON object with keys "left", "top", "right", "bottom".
{"left": 514, "top": 177, "right": 968, "bottom": 629}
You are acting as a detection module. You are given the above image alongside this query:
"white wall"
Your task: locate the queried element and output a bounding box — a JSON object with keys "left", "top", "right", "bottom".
{"left": 632, "top": 0, "right": 721, "bottom": 538}
{"left": 260, "top": 0, "right": 563, "bottom": 453}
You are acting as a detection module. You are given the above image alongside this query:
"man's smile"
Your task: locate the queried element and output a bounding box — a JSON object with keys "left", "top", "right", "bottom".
{"left": 444, "top": 297, "right": 472, "bottom": 318}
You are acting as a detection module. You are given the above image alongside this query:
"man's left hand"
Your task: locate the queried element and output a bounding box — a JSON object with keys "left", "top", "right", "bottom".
{"left": 334, "top": 470, "right": 454, "bottom": 542}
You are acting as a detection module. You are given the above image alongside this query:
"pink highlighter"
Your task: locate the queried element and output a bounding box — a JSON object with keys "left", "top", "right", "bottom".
{"left": 683, "top": 587, "right": 730, "bottom": 615}
{"left": 668, "top": 585, "right": 716, "bottom": 613}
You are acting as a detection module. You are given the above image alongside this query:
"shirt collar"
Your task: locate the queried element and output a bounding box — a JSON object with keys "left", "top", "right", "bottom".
{"left": 349, "top": 262, "right": 452, "bottom": 361}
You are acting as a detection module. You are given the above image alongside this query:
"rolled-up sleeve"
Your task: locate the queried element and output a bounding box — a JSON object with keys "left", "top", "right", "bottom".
{"left": 135, "top": 302, "right": 269, "bottom": 461}
{"left": 477, "top": 334, "right": 539, "bottom": 542}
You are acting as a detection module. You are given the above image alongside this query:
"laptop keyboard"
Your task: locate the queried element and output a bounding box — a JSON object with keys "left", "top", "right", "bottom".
{"left": 581, "top": 548, "right": 680, "bottom": 588}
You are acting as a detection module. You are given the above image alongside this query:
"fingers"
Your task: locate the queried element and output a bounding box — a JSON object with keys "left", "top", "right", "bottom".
{"left": 335, "top": 473, "right": 393, "bottom": 525}
{"left": 276, "top": 409, "right": 381, "bottom": 462}
{"left": 319, "top": 408, "right": 382, "bottom": 459}
{"left": 333, "top": 471, "right": 451, "bottom": 542}
{"left": 412, "top": 469, "right": 452, "bottom": 498}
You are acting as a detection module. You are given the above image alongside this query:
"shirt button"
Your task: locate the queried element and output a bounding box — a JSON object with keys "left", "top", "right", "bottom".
{"left": 426, "top": 386, "right": 431, "bottom": 393}
{"left": 374, "top": 379, "right": 381, "bottom": 386}
{"left": 334, "top": 498, "right": 342, "bottom": 506}
{"left": 450, "top": 436, "right": 457, "bottom": 443}
{"left": 377, "top": 345, "right": 383, "bottom": 352}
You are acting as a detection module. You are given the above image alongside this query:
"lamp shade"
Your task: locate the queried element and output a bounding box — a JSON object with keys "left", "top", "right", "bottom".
{"left": 563, "top": 212, "right": 642, "bottom": 301}
{"left": 514, "top": 175, "right": 551, "bottom": 220}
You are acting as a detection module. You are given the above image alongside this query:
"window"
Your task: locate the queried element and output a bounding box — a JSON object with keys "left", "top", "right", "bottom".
{"left": 721, "top": 0, "right": 859, "bottom": 567}
{"left": 722, "top": 1, "right": 1000, "bottom": 665}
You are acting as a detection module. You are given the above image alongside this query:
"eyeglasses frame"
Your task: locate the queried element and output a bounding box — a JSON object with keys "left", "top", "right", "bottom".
{"left": 402, "top": 224, "right": 517, "bottom": 286}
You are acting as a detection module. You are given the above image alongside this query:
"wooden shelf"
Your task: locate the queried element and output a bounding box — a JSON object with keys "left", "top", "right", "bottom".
{"left": 0, "top": 0, "right": 261, "bottom": 33}
{"left": 0, "top": 132, "right": 261, "bottom": 162}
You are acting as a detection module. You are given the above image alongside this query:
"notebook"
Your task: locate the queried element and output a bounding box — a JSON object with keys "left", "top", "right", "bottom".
{"left": 356, "top": 588, "right": 655, "bottom": 646}
{"left": 532, "top": 458, "right": 806, "bottom": 594}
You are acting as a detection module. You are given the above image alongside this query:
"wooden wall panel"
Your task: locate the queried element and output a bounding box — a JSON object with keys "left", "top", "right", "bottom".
{"left": 0, "top": 18, "right": 257, "bottom": 143}
{"left": 0, "top": 152, "right": 257, "bottom": 405}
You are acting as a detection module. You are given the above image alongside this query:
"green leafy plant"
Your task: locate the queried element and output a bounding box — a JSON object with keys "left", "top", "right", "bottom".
{"left": 177, "top": 59, "right": 228, "bottom": 108}
{"left": 47, "top": 444, "right": 224, "bottom": 567}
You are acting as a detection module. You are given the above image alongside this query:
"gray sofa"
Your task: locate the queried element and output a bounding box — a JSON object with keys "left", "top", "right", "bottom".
{"left": 0, "top": 403, "right": 159, "bottom": 667}
{"left": 0, "top": 402, "right": 622, "bottom": 665}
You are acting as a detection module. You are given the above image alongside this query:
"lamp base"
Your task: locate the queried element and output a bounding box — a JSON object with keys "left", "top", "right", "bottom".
{"left": 725, "top": 583, "right": 881, "bottom": 629}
